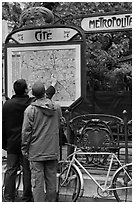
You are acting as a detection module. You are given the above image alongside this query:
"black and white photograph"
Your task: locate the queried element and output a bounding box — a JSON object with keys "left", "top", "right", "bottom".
{"left": 2, "top": 1, "right": 132, "bottom": 202}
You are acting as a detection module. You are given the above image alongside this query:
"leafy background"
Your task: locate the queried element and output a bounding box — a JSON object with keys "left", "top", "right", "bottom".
{"left": 2, "top": 2, "right": 132, "bottom": 91}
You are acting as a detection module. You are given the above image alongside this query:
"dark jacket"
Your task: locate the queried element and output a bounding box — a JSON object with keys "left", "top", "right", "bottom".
{"left": 2, "top": 86, "right": 55, "bottom": 154}
{"left": 21, "top": 97, "right": 62, "bottom": 161}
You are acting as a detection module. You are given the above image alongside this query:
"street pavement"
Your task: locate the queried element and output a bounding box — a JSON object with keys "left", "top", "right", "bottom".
{"left": 2, "top": 191, "right": 117, "bottom": 202}
{"left": 2, "top": 174, "right": 117, "bottom": 202}
{"left": 2, "top": 169, "right": 118, "bottom": 202}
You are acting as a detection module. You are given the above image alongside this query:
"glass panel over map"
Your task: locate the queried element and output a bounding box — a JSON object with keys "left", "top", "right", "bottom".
{"left": 8, "top": 45, "right": 81, "bottom": 106}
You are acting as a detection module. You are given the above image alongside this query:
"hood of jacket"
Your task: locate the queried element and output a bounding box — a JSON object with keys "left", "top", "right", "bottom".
{"left": 31, "top": 97, "right": 56, "bottom": 116}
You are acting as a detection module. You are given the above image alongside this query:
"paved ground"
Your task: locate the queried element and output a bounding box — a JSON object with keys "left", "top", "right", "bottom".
{"left": 2, "top": 175, "right": 117, "bottom": 202}
{"left": 2, "top": 191, "right": 117, "bottom": 202}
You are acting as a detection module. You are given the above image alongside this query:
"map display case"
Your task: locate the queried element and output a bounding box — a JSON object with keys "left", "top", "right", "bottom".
{"left": 5, "top": 25, "right": 86, "bottom": 107}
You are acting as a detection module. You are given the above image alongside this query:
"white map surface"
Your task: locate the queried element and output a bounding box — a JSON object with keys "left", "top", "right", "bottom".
{"left": 12, "top": 48, "right": 79, "bottom": 105}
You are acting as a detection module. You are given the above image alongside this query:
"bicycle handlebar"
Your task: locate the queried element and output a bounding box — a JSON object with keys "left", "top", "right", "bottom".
{"left": 65, "top": 143, "right": 77, "bottom": 148}
{"left": 65, "top": 143, "right": 86, "bottom": 152}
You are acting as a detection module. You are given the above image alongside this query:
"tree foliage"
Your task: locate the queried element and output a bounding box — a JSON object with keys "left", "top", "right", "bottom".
{"left": 2, "top": 2, "right": 22, "bottom": 23}
{"left": 2, "top": 2, "right": 132, "bottom": 91}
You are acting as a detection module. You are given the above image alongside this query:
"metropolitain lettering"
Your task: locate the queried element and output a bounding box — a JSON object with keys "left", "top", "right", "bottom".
{"left": 88, "top": 15, "right": 132, "bottom": 29}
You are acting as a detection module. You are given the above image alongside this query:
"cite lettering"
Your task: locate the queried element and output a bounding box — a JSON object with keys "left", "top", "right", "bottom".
{"left": 35, "top": 30, "right": 52, "bottom": 41}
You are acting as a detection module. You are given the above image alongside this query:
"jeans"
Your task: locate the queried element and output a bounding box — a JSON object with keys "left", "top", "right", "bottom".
{"left": 30, "top": 160, "right": 58, "bottom": 202}
{"left": 22, "top": 157, "right": 33, "bottom": 201}
{"left": 4, "top": 154, "right": 33, "bottom": 201}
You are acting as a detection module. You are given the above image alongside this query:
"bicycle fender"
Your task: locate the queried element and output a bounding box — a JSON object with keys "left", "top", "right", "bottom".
{"left": 112, "top": 163, "right": 132, "bottom": 183}
{"left": 71, "top": 163, "right": 84, "bottom": 197}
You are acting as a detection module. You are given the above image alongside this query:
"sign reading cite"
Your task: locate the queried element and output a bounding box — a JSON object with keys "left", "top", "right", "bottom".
{"left": 81, "top": 13, "right": 132, "bottom": 32}
{"left": 11, "top": 28, "right": 78, "bottom": 44}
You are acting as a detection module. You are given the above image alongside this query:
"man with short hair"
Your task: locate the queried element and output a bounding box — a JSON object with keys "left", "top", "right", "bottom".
{"left": 21, "top": 81, "right": 62, "bottom": 202}
{"left": 2, "top": 78, "right": 56, "bottom": 202}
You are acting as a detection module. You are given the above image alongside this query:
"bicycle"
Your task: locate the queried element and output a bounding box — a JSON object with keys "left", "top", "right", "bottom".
{"left": 57, "top": 143, "right": 132, "bottom": 202}
{"left": 2, "top": 156, "right": 22, "bottom": 198}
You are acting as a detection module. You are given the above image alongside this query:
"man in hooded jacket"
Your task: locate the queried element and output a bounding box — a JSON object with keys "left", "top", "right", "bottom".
{"left": 21, "top": 81, "right": 62, "bottom": 202}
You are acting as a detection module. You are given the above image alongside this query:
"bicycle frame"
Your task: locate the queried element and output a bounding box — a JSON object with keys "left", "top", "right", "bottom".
{"left": 64, "top": 147, "right": 131, "bottom": 193}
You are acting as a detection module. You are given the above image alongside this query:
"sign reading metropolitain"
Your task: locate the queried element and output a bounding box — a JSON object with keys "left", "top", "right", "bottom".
{"left": 81, "top": 13, "right": 132, "bottom": 32}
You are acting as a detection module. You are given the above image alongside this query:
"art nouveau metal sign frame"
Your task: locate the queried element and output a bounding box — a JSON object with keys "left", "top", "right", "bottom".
{"left": 4, "top": 25, "right": 86, "bottom": 107}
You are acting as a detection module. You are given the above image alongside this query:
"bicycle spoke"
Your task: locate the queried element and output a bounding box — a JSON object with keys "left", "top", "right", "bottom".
{"left": 112, "top": 163, "right": 132, "bottom": 202}
{"left": 58, "top": 143, "right": 132, "bottom": 202}
{"left": 58, "top": 165, "right": 81, "bottom": 202}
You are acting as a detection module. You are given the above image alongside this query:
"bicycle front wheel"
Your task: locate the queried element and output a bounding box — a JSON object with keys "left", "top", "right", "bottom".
{"left": 58, "top": 164, "right": 81, "bottom": 202}
{"left": 112, "top": 163, "right": 132, "bottom": 202}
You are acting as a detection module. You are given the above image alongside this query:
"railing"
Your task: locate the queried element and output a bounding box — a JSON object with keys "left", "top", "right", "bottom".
{"left": 60, "top": 110, "right": 132, "bottom": 168}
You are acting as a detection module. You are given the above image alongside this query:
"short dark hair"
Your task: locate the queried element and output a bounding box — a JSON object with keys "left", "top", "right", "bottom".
{"left": 32, "top": 81, "right": 45, "bottom": 98}
{"left": 13, "top": 79, "right": 27, "bottom": 95}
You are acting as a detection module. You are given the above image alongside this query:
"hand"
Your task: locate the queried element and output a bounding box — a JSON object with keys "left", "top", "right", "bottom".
{"left": 22, "top": 152, "right": 29, "bottom": 159}
{"left": 51, "top": 74, "right": 57, "bottom": 87}
{"left": 60, "top": 117, "right": 66, "bottom": 127}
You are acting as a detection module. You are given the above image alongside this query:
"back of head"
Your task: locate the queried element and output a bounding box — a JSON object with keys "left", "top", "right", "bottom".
{"left": 32, "top": 81, "right": 45, "bottom": 98}
{"left": 13, "top": 79, "right": 27, "bottom": 95}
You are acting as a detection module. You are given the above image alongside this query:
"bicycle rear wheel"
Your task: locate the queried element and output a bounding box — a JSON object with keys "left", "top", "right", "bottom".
{"left": 15, "top": 170, "right": 22, "bottom": 193}
{"left": 2, "top": 170, "right": 22, "bottom": 197}
{"left": 112, "top": 163, "right": 132, "bottom": 202}
{"left": 58, "top": 164, "right": 81, "bottom": 202}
